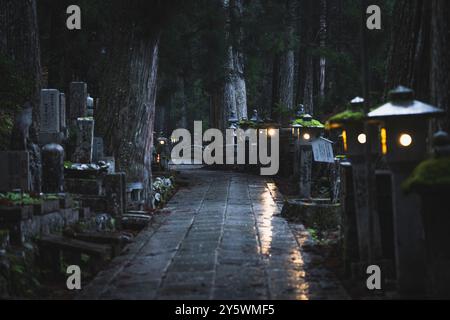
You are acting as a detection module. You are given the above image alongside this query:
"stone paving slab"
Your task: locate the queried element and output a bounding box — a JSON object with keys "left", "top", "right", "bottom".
{"left": 78, "top": 169, "right": 349, "bottom": 300}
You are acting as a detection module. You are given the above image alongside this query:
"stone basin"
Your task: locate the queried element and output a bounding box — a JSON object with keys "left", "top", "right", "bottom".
{"left": 281, "top": 198, "right": 341, "bottom": 230}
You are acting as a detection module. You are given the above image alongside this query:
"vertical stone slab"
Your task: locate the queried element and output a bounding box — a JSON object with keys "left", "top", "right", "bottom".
{"left": 39, "top": 89, "right": 61, "bottom": 145}
{"left": 72, "top": 118, "right": 94, "bottom": 164}
{"left": 69, "top": 82, "right": 87, "bottom": 123}
{"left": 0, "top": 152, "right": 31, "bottom": 192}
{"left": 104, "top": 173, "right": 126, "bottom": 216}
{"left": 60, "top": 93, "right": 67, "bottom": 132}
{"left": 92, "top": 137, "right": 104, "bottom": 163}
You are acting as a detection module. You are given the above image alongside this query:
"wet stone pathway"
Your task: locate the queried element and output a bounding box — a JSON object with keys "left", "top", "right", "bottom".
{"left": 79, "top": 170, "right": 348, "bottom": 300}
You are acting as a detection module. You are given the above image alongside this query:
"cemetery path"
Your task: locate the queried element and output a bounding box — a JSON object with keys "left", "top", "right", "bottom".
{"left": 78, "top": 169, "right": 348, "bottom": 300}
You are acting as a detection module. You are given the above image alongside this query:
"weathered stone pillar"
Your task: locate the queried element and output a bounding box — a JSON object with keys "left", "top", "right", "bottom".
{"left": 299, "top": 146, "right": 313, "bottom": 199}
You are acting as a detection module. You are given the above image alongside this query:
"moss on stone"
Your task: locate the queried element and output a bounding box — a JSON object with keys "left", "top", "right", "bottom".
{"left": 328, "top": 110, "right": 365, "bottom": 123}
{"left": 292, "top": 118, "right": 324, "bottom": 128}
{"left": 403, "top": 157, "right": 450, "bottom": 193}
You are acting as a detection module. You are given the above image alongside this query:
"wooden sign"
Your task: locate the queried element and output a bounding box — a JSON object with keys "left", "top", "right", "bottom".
{"left": 312, "top": 137, "right": 334, "bottom": 163}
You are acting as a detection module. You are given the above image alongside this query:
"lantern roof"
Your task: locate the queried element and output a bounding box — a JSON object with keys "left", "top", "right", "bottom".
{"left": 368, "top": 86, "right": 444, "bottom": 119}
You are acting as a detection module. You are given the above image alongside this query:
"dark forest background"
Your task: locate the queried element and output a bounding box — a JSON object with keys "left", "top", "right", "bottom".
{"left": 1, "top": 0, "right": 449, "bottom": 179}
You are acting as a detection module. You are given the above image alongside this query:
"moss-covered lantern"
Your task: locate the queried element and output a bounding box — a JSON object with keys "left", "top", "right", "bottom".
{"left": 327, "top": 97, "right": 379, "bottom": 157}
{"left": 292, "top": 114, "right": 324, "bottom": 146}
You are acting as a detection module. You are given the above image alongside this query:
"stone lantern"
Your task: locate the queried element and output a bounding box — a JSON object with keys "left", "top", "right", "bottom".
{"left": 368, "top": 86, "right": 444, "bottom": 296}
{"left": 292, "top": 114, "right": 325, "bottom": 199}
{"left": 156, "top": 132, "right": 169, "bottom": 171}
{"left": 328, "top": 97, "right": 383, "bottom": 266}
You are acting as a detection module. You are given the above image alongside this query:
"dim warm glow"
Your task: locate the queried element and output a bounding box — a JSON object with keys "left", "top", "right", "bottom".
{"left": 357, "top": 133, "right": 367, "bottom": 144}
{"left": 342, "top": 130, "right": 348, "bottom": 152}
{"left": 268, "top": 128, "right": 277, "bottom": 137}
{"left": 381, "top": 128, "right": 388, "bottom": 155}
{"left": 399, "top": 133, "right": 413, "bottom": 147}
{"left": 303, "top": 133, "right": 311, "bottom": 141}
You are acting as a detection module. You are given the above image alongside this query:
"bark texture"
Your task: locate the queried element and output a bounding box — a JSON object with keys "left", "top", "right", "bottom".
{"left": 0, "top": 0, "right": 42, "bottom": 130}
{"left": 95, "top": 30, "right": 160, "bottom": 205}
{"left": 223, "top": 0, "right": 248, "bottom": 124}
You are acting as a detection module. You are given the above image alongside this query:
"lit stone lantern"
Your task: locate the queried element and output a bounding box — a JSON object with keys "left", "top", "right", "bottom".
{"left": 156, "top": 132, "right": 169, "bottom": 171}
{"left": 368, "top": 86, "right": 445, "bottom": 296}
{"left": 328, "top": 97, "right": 383, "bottom": 265}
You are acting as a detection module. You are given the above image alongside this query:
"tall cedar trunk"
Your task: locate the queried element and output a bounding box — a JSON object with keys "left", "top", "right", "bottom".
{"left": 301, "top": 0, "right": 317, "bottom": 116}
{"left": 96, "top": 30, "right": 159, "bottom": 205}
{"left": 0, "top": 0, "right": 42, "bottom": 133}
{"left": 385, "top": 0, "right": 431, "bottom": 101}
{"left": 430, "top": 0, "right": 450, "bottom": 130}
{"left": 223, "top": 0, "right": 247, "bottom": 124}
{"left": 273, "top": 0, "right": 296, "bottom": 123}
{"left": 176, "top": 75, "right": 188, "bottom": 129}
{"left": 319, "top": 0, "right": 327, "bottom": 100}
{"left": 387, "top": 0, "right": 449, "bottom": 130}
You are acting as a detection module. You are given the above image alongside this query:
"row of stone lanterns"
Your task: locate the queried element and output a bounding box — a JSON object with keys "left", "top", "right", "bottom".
{"left": 328, "top": 86, "right": 445, "bottom": 296}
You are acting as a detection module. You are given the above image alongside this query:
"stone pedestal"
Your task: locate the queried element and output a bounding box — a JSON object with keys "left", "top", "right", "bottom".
{"left": 340, "top": 162, "right": 359, "bottom": 277}
{"left": 351, "top": 157, "right": 383, "bottom": 264}
{"left": 72, "top": 118, "right": 94, "bottom": 163}
{"left": 418, "top": 187, "right": 450, "bottom": 298}
{"left": 390, "top": 164, "right": 426, "bottom": 296}
{"left": 0, "top": 151, "right": 31, "bottom": 192}
{"left": 42, "top": 144, "right": 65, "bottom": 194}
{"left": 299, "top": 146, "right": 313, "bottom": 199}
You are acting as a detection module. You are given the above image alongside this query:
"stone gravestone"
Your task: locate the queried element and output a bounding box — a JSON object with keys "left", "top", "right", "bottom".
{"left": 39, "top": 89, "right": 61, "bottom": 145}
{"left": 69, "top": 82, "right": 87, "bottom": 123}
{"left": 72, "top": 118, "right": 94, "bottom": 163}
{"left": 60, "top": 93, "right": 67, "bottom": 135}
{"left": 92, "top": 137, "right": 104, "bottom": 163}
{"left": 0, "top": 152, "right": 31, "bottom": 192}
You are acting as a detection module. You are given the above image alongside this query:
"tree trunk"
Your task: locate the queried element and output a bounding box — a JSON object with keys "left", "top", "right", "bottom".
{"left": 430, "top": 0, "right": 450, "bottom": 130}
{"left": 0, "top": 0, "right": 42, "bottom": 132}
{"left": 319, "top": 0, "right": 327, "bottom": 100}
{"left": 223, "top": 0, "right": 247, "bottom": 124}
{"left": 385, "top": 0, "right": 431, "bottom": 101}
{"left": 96, "top": 30, "right": 160, "bottom": 206}
{"left": 273, "top": 0, "right": 296, "bottom": 123}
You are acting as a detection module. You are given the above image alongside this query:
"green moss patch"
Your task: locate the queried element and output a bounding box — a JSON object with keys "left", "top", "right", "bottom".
{"left": 328, "top": 110, "right": 365, "bottom": 123}
{"left": 403, "top": 157, "right": 450, "bottom": 193}
{"left": 292, "top": 118, "right": 324, "bottom": 128}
